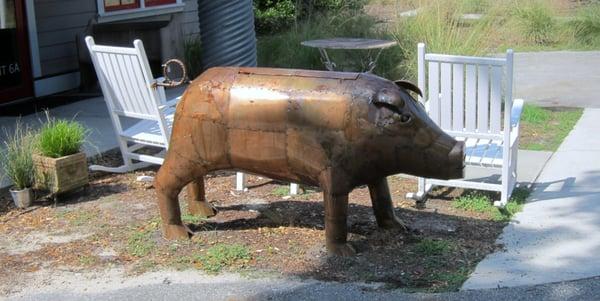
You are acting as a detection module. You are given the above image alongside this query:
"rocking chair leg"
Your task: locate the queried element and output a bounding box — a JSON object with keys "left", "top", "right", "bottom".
{"left": 406, "top": 178, "right": 432, "bottom": 208}
{"left": 235, "top": 172, "right": 245, "bottom": 191}
{"left": 89, "top": 162, "right": 152, "bottom": 173}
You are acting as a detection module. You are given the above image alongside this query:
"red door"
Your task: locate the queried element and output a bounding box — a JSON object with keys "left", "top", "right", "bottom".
{"left": 0, "top": 0, "right": 33, "bottom": 103}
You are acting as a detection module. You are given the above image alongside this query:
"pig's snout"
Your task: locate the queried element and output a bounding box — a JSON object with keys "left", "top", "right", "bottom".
{"left": 446, "top": 141, "right": 465, "bottom": 179}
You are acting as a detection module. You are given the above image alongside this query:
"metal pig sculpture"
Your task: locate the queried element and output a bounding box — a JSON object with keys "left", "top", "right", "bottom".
{"left": 155, "top": 67, "right": 464, "bottom": 256}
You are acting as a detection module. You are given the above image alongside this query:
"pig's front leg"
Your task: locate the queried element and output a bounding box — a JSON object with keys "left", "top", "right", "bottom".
{"left": 323, "top": 192, "right": 355, "bottom": 256}
{"left": 320, "top": 170, "right": 355, "bottom": 256}
{"left": 368, "top": 178, "right": 407, "bottom": 230}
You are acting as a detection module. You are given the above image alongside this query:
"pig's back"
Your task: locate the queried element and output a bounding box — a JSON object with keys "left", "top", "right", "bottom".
{"left": 178, "top": 67, "right": 376, "bottom": 182}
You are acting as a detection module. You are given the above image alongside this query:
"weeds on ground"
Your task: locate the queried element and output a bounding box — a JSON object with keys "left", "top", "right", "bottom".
{"left": 423, "top": 268, "right": 470, "bottom": 292}
{"left": 414, "top": 238, "right": 452, "bottom": 256}
{"left": 194, "top": 243, "right": 251, "bottom": 274}
{"left": 452, "top": 187, "right": 530, "bottom": 221}
{"left": 55, "top": 209, "right": 98, "bottom": 226}
{"left": 182, "top": 214, "right": 207, "bottom": 224}
{"left": 78, "top": 255, "right": 98, "bottom": 266}
{"left": 126, "top": 226, "right": 157, "bottom": 257}
{"left": 520, "top": 104, "right": 583, "bottom": 151}
{"left": 271, "top": 186, "right": 290, "bottom": 197}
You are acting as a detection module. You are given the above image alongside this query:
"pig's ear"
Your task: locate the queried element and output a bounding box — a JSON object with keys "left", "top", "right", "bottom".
{"left": 394, "top": 80, "right": 423, "bottom": 97}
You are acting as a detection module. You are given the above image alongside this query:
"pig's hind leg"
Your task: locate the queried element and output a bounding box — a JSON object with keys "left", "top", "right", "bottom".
{"left": 186, "top": 179, "right": 217, "bottom": 217}
{"left": 368, "top": 178, "right": 408, "bottom": 230}
{"left": 155, "top": 153, "right": 207, "bottom": 240}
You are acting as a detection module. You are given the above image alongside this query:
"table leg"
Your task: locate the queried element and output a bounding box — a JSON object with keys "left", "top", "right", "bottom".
{"left": 318, "top": 48, "right": 336, "bottom": 71}
{"left": 366, "top": 48, "right": 385, "bottom": 73}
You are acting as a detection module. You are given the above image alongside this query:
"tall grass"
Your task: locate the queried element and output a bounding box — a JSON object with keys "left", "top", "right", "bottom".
{"left": 37, "top": 113, "right": 87, "bottom": 158}
{"left": 571, "top": 4, "right": 600, "bottom": 47}
{"left": 257, "top": 0, "right": 600, "bottom": 82}
{"left": 392, "top": 0, "right": 496, "bottom": 80}
{"left": 183, "top": 37, "right": 203, "bottom": 79}
{"left": 460, "top": 0, "right": 490, "bottom": 14}
{"left": 0, "top": 122, "right": 36, "bottom": 190}
{"left": 513, "top": 0, "right": 558, "bottom": 45}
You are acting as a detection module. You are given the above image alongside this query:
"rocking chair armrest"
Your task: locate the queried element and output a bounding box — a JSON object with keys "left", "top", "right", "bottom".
{"left": 153, "top": 77, "right": 167, "bottom": 102}
{"left": 158, "top": 96, "right": 181, "bottom": 110}
{"left": 509, "top": 99, "right": 524, "bottom": 147}
{"left": 510, "top": 98, "right": 524, "bottom": 128}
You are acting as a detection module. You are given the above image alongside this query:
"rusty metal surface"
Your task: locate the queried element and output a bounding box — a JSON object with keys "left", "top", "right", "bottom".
{"left": 155, "top": 67, "right": 464, "bottom": 256}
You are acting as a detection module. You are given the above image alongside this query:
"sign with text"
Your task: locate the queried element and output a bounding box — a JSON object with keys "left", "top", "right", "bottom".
{"left": 0, "top": 28, "right": 22, "bottom": 89}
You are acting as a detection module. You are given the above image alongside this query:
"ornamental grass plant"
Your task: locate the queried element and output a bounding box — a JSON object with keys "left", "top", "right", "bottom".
{"left": 37, "top": 113, "right": 88, "bottom": 158}
{"left": 0, "top": 122, "right": 36, "bottom": 190}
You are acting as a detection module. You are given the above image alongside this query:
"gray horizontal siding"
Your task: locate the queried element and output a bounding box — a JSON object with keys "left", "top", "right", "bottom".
{"left": 35, "top": 0, "right": 96, "bottom": 77}
{"left": 182, "top": 0, "right": 200, "bottom": 38}
{"left": 34, "top": 0, "right": 201, "bottom": 77}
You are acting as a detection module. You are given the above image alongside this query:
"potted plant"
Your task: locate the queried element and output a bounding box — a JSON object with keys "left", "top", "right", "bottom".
{"left": 0, "top": 123, "right": 36, "bottom": 208}
{"left": 33, "top": 114, "right": 89, "bottom": 194}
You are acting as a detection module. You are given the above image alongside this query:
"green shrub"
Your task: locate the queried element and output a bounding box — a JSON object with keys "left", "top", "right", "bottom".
{"left": 254, "top": 0, "right": 297, "bottom": 35}
{"left": 514, "top": 1, "right": 557, "bottom": 45}
{"left": 253, "top": 0, "right": 366, "bottom": 35}
{"left": 571, "top": 4, "right": 600, "bottom": 46}
{"left": 0, "top": 122, "right": 36, "bottom": 190}
{"left": 37, "top": 114, "right": 87, "bottom": 158}
{"left": 183, "top": 37, "right": 203, "bottom": 79}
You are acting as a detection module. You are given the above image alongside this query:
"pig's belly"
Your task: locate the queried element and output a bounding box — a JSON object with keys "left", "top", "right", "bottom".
{"left": 226, "top": 128, "right": 326, "bottom": 186}
{"left": 227, "top": 128, "right": 296, "bottom": 182}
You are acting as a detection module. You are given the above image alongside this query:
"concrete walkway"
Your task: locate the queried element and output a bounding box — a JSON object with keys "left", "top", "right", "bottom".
{"left": 515, "top": 51, "right": 600, "bottom": 108}
{"left": 463, "top": 108, "right": 600, "bottom": 289}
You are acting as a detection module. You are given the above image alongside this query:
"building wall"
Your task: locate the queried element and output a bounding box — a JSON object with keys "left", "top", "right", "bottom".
{"left": 35, "top": 0, "right": 96, "bottom": 77}
{"left": 33, "top": 0, "right": 200, "bottom": 78}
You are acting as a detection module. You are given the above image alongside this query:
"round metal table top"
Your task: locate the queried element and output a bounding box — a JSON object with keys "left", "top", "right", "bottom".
{"left": 301, "top": 38, "right": 397, "bottom": 50}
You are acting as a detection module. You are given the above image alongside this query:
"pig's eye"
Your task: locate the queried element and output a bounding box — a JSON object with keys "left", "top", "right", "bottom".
{"left": 400, "top": 114, "right": 412, "bottom": 124}
{"left": 394, "top": 113, "right": 412, "bottom": 124}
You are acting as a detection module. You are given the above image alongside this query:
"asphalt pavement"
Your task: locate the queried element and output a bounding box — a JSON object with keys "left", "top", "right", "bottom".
{"left": 6, "top": 270, "right": 600, "bottom": 301}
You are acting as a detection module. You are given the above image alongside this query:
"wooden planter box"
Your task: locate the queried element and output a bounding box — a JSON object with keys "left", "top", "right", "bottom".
{"left": 33, "top": 152, "right": 89, "bottom": 194}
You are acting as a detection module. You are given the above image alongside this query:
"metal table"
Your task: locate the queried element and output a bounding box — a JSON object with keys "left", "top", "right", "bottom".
{"left": 301, "top": 38, "right": 397, "bottom": 72}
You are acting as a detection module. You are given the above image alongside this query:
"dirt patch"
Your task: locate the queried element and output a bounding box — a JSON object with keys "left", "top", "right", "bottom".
{"left": 0, "top": 151, "right": 509, "bottom": 294}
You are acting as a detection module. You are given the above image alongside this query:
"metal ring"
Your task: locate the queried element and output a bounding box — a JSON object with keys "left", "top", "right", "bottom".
{"left": 156, "top": 59, "right": 189, "bottom": 88}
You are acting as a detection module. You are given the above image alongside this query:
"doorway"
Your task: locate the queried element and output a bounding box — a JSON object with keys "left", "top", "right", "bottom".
{"left": 0, "top": 0, "right": 32, "bottom": 104}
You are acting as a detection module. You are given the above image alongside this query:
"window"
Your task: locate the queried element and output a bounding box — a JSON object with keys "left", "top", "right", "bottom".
{"left": 104, "top": 0, "right": 140, "bottom": 12}
{"left": 98, "top": 0, "right": 183, "bottom": 23}
{"left": 145, "top": 0, "right": 177, "bottom": 7}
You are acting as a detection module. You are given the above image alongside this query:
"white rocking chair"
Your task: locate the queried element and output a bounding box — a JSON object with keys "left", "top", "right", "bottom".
{"left": 407, "top": 43, "right": 524, "bottom": 206}
{"left": 85, "top": 36, "right": 179, "bottom": 173}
